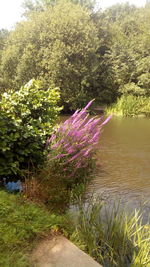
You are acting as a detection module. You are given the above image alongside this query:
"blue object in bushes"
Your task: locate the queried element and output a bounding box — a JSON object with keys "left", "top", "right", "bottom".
{"left": 5, "top": 180, "right": 22, "bottom": 192}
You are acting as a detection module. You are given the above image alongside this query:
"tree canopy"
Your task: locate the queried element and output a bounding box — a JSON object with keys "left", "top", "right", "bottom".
{"left": 0, "top": 1, "right": 150, "bottom": 109}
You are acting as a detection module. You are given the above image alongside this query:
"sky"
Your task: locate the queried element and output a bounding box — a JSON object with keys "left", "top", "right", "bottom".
{"left": 0, "top": 0, "right": 147, "bottom": 30}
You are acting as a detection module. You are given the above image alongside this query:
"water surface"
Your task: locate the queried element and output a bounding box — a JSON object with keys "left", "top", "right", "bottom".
{"left": 88, "top": 117, "right": 150, "bottom": 215}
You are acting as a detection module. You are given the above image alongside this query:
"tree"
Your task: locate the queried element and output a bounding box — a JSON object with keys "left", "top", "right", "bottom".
{"left": 103, "top": 5, "right": 150, "bottom": 98}
{"left": 1, "top": 2, "right": 150, "bottom": 108}
{"left": 22, "top": 0, "right": 55, "bottom": 15}
{"left": 22, "top": 0, "right": 96, "bottom": 16}
{"left": 1, "top": 1, "right": 98, "bottom": 109}
{"left": 102, "top": 3, "right": 136, "bottom": 23}
{"left": 0, "top": 29, "right": 9, "bottom": 93}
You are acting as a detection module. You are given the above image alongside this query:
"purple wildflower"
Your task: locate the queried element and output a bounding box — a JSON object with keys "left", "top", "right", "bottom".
{"left": 83, "top": 99, "right": 95, "bottom": 111}
{"left": 46, "top": 100, "right": 112, "bottom": 178}
{"left": 83, "top": 147, "right": 93, "bottom": 157}
{"left": 66, "top": 151, "right": 82, "bottom": 163}
{"left": 54, "top": 153, "right": 68, "bottom": 159}
{"left": 101, "top": 115, "right": 112, "bottom": 126}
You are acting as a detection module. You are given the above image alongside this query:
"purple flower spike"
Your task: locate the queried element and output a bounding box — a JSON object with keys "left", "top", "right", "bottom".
{"left": 71, "top": 109, "right": 79, "bottom": 118}
{"left": 51, "top": 143, "right": 60, "bottom": 149}
{"left": 66, "top": 151, "right": 82, "bottom": 163}
{"left": 83, "top": 99, "right": 95, "bottom": 111}
{"left": 46, "top": 99, "right": 112, "bottom": 178}
{"left": 55, "top": 153, "right": 68, "bottom": 159}
{"left": 75, "top": 162, "right": 81, "bottom": 169}
{"left": 83, "top": 147, "right": 92, "bottom": 157}
{"left": 101, "top": 115, "right": 113, "bottom": 126}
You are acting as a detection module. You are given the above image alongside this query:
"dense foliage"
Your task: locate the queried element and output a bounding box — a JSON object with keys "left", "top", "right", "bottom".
{"left": 0, "top": 1, "right": 98, "bottom": 110}
{"left": 0, "top": 79, "right": 61, "bottom": 177}
{"left": 0, "top": 2, "right": 150, "bottom": 111}
{"left": 0, "top": 29, "right": 9, "bottom": 93}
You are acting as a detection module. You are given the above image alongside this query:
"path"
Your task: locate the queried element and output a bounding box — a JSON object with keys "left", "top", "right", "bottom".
{"left": 31, "top": 235, "right": 102, "bottom": 267}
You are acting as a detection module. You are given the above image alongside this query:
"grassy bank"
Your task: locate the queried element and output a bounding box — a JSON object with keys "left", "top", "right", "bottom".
{"left": 0, "top": 190, "right": 66, "bottom": 267}
{"left": 106, "top": 95, "right": 150, "bottom": 117}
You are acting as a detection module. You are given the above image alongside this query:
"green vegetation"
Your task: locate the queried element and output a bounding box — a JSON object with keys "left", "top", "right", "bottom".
{"left": 0, "top": 1, "right": 150, "bottom": 266}
{"left": 0, "top": 190, "right": 66, "bottom": 267}
{"left": 0, "top": 79, "right": 61, "bottom": 177}
{"left": 23, "top": 101, "right": 110, "bottom": 211}
{"left": 70, "top": 199, "right": 150, "bottom": 267}
{"left": 1, "top": 1, "right": 150, "bottom": 111}
{"left": 1, "top": 188, "right": 149, "bottom": 267}
{"left": 1, "top": 1, "right": 98, "bottom": 110}
{"left": 106, "top": 95, "right": 150, "bottom": 117}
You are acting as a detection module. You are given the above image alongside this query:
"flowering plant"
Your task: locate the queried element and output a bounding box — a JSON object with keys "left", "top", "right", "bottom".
{"left": 46, "top": 100, "right": 112, "bottom": 186}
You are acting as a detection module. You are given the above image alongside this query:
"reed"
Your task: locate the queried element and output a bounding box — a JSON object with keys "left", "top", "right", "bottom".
{"left": 70, "top": 199, "right": 150, "bottom": 267}
{"left": 106, "top": 95, "right": 150, "bottom": 117}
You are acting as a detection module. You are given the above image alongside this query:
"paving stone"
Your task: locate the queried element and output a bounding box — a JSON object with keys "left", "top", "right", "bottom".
{"left": 31, "top": 235, "right": 102, "bottom": 267}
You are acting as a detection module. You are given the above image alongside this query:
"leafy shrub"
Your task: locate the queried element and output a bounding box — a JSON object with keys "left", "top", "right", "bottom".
{"left": 119, "top": 82, "right": 146, "bottom": 96}
{"left": 46, "top": 100, "right": 112, "bottom": 188}
{"left": 0, "top": 79, "right": 61, "bottom": 177}
{"left": 140, "top": 97, "right": 150, "bottom": 116}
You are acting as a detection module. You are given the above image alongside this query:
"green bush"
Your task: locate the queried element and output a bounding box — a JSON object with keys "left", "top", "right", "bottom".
{"left": 119, "top": 83, "right": 146, "bottom": 96}
{"left": 0, "top": 79, "right": 61, "bottom": 177}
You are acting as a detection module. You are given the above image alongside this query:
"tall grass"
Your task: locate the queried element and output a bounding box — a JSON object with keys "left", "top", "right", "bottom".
{"left": 106, "top": 95, "right": 150, "bottom": 117}
{"left": 70, "top": 199, "right": 150, "bottom": 267}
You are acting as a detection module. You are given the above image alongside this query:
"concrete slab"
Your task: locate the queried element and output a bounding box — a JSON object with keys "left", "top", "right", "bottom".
{"left": 31, "top": 235, "right": 102, "bottom": 267}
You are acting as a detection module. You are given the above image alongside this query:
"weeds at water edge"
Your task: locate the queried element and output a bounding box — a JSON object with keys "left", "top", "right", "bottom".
{"left": 70, "top": 198, "right": 150, "bottom": 267}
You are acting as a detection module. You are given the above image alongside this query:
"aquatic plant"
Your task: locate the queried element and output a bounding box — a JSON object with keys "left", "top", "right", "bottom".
{"left": 106, "top": 95, "right": 150, "bottom": 117}
{"left": 71, "top": 199, "right": 150, "bottom": 267}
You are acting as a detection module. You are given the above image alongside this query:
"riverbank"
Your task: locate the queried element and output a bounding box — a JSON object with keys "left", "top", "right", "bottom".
{"left": 1, "top": 189, "right": 149, "bottom": 267}
{"left": 106, "top": 95, "right": 150, "bottom": 117}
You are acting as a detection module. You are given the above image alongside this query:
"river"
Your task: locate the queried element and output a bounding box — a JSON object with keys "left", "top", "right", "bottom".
{"left": 88, "top": 116, "right": 150, "bottom": 219}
